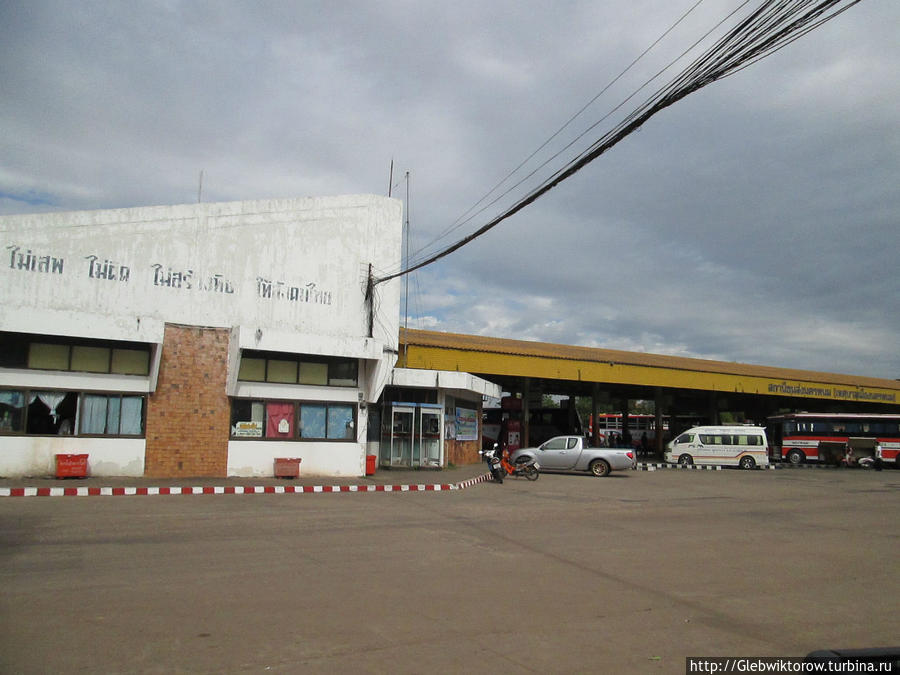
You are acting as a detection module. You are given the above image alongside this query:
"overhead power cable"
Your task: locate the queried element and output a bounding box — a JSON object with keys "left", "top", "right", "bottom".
{"left": 373, "top": 0, "right": 863, "bottom": 287}
{"left": 420, "top": 0, "right": 712, "bottom": 261}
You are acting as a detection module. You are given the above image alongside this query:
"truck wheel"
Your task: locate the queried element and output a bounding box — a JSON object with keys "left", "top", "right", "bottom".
{"left": 589, "top": 459, "right": 610, "bottom": 477}
{"left": 786, "top": 449, "right": 805, "bottom": 465}
{"left": 739, "top": 456, "right": 756, "bottom": 470}
{"left": 677, "top": 454, "right": 693, "bottom": 467}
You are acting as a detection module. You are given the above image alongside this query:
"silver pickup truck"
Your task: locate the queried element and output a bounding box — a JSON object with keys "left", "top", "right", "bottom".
{"left": 509, "top": 435, "right": 635, "bottom": 477}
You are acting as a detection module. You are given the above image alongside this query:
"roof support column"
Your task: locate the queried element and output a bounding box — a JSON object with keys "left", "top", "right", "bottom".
{"left": 654, "top": 388, "right": 664, "bottom": 457}
{"left": 621, "top": 401, "right": 631, "bottom": 448}
{"left": 522, "top": 378, "right": 531, "bottom": 448}
{"left": 591, "top": 383, "right": 600, "bottom": 447}
{"left": 709, "top": 393, "right": 719, "bottom": 426}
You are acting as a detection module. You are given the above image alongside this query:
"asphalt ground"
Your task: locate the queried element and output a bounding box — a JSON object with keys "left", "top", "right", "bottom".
{"left": 0, "top": 467, "right": 897, "bottom": 674}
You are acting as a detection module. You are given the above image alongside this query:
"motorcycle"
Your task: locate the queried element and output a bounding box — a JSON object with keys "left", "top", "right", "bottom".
{"left": 479, "top": 446, "right": 507, "bottom": 483}
{"left": 480, "top": 443, "right": 540, "bottom": 482}
{"left": 858, "top": 445, "right": 884, "bottom": 471}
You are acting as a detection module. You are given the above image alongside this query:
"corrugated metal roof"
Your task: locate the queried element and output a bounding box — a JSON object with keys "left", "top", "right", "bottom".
{"left": 399, "top": 328, "right": 900, "bottom": 391}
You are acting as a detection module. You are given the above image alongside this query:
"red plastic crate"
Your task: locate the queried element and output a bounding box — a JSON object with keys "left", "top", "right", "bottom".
{"left": 55, "top": 454, "right": 89, "bottom": 478}
{"left": 273, "top": 457, "right": 302, "bottom": 478}
{"left": 365, "top": 455, "right": 377, "bottom": 476}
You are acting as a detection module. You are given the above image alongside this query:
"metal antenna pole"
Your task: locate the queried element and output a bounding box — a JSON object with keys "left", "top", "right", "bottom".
{"left": 403, "top": 171, "right": 410, "bottom": 363}
{"left": 388, "top": 159, "right": 394, "bottom": 197}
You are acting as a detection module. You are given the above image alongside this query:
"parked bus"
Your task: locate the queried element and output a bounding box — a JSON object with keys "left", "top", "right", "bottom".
{"left": 766, "top": 413, "right": 900, "bottom": 466}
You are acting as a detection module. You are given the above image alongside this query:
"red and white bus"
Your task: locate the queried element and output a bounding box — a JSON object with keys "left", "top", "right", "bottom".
{"left": 766, "top": 413, "right": 900, "bottom": 466}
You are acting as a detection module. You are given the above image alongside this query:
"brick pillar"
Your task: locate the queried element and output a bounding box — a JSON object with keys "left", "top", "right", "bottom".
{"left": 145, "top": 324, "right": 231, "bottom": 477}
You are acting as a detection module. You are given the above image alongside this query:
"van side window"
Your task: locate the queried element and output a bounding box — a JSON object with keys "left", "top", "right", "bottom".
{"left": 675, "top": 433, "right": 693, "bottom": 444}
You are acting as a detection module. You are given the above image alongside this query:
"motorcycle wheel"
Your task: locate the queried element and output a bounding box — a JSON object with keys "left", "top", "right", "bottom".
{"left": 492, "top": 468, "right": 504, "bottom": 483}
{"left": 523, "top": 465, "right": 539, "bottom": 481}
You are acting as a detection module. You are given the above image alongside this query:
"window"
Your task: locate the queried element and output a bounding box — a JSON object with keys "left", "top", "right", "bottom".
{"left": 299, "top": 403, "right": 327, "bottom": 438}
{"left": 0, "top": 334, "right": 28, "bottom": 367}
{"left": 327, "top": 405, "right": 354, "bottom": 439}
{"left": 266, "top": 402, "right": 295, "bottom": 438}
{"left": 0, "top": 332, "right": 151, "bottom": 376}
{"left": 299, "top": 362, "right": 327, "bottom": 385}
{"left": 238, "top": 358, "right": 266, "bottom": 382}
{"left": 27, "top": 391, "right": 77, "bottom": 434}
{"left": 29, "top": 343, "right": 70, "bottom": 370}
{"left": 700, "top": 434, "right": 730, "bottom": 445}
{"left": 231, "top": 400, "right": 265, "bottom": 437}
{"left": 267, "top": 360, "right": 298, "bottom": 384}
{"left": 111, "top": 349, "right": 151, "bottom": 375}
{"left": 0, "top": 388, "right": 145, "bottom": 437}
{"left": 328, "top": 361, "right": 358, "bottom": 387}
{"left": 674, "top": 433, "right": 693, "bottom": 445}
{"left": 71, "top": 346, "right": 110, "bottom": 373}
{"left": 237, "top": 350, "right": 358, "bottom": 387}
{"left": 81, "top": 395, "right": 145, "bottom": 435}
{"left": 230, "top": 399, "right": 357, "bottom": 442}
{"left": 0, "top": 390, "right": 25, "bottom": 432}
{"left": 797, "top": 421, "right": 831, "bottom": 434}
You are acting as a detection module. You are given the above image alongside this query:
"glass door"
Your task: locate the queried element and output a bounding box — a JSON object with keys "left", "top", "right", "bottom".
{"left": 388, "top": 405, "right": 414, "bottom": 467}
{"left": 419, "top": 406, "right": 442, "bottom": 467}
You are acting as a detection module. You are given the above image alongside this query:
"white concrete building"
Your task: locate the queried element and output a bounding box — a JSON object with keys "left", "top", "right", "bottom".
{"left": 0, "top": 195, "right": 408, "bottom": 477}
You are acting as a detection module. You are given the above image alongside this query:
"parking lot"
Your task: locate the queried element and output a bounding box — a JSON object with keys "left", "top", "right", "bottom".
{"left": 1, "top": 467, "right": 897, "bottom": 673}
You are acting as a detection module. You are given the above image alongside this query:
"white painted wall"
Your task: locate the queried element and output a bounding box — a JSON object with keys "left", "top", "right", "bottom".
{"left": 0, "top": 437, "right": 145, "bottom": 478}
{"left": 227, "top": 441, "right": 364, "bottom": 478}
{"left": 0, "top": 195, "right": 402, "bottom": 348}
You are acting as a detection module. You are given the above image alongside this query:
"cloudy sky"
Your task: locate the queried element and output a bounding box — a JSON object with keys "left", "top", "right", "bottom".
{"left": 2, "top": 0, "right": 898, "bottom": 379}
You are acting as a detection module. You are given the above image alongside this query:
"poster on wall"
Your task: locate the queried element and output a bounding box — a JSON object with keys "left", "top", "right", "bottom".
{"left": 455, "top": 407, "right": 478, "bottom": 441}
{"left": 232, "top": 420, "right": 263, "bottom": 437}
{"left": 444, "top": 413, "right": 456, "bottom": 440}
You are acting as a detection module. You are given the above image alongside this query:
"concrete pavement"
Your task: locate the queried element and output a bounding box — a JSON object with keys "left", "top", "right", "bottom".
{"left": 0, "top": 462, "right": 492, "bottom": 494}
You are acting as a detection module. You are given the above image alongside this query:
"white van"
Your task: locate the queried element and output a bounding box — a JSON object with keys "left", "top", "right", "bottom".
{"left": 665, "top": 425, "right": 769, "bottom": 469}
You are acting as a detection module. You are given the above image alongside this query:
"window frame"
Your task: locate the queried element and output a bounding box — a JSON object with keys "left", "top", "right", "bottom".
{"left": 229, "top": 398, "right": 358, "bottom": 442}
{"left": 78, "top": 393, "right": 146, "bottom": 437}
{"left": 0, "top": 387, "right": 146, "bottom": 438}
{"left": 0, "top": 332, "right": 151, "bottom": 376}
{"left": 237, "top": 350, "right": 359, "bottom": 388}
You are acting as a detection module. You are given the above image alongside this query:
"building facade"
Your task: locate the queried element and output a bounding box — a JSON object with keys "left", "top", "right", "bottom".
{"left": 0, "top": 195, "right": 412, "bottom": 478}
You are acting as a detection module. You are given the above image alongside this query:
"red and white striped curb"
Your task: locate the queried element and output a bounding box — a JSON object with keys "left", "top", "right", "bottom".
{"left": 634, "top": 463, "right": 723, "bottom": 471}
{"left": 0, "top": 473, "right": 492, "bottom": 498}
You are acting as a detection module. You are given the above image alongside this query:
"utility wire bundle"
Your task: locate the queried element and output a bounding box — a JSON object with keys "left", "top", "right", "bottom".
{"left": 374, "top": 0, "right": 863, "bottom": 286}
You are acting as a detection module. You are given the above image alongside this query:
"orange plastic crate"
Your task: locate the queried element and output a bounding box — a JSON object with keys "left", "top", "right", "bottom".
{"left": 55, "top": 454, "right": 89, "bottom": 478}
